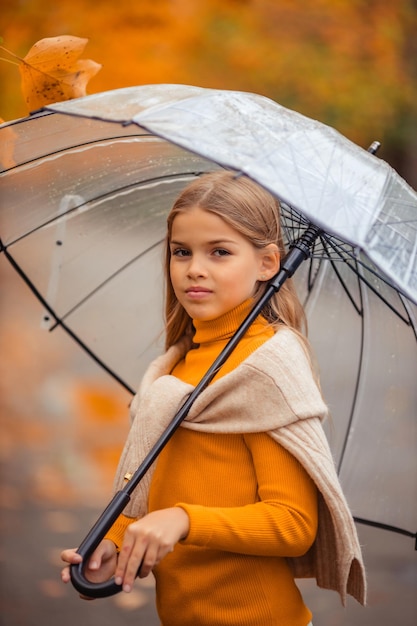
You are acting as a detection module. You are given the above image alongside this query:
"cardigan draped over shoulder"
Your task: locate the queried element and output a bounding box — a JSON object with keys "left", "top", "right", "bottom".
{"left": 113, "top": 328, "right": 366, "bottom": 606}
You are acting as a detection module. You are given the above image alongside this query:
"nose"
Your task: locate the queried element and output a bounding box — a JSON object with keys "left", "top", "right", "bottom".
{"left": 187, "top": 254, "right": 207, "bottom": 279}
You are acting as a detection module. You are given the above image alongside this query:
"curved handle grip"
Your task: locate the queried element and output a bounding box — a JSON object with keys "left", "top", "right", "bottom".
{"left": 70, "top": 561, "right": 122, "bottom": 598}
{"left": 70, "top": 490, "right": 131, "bottom": 598}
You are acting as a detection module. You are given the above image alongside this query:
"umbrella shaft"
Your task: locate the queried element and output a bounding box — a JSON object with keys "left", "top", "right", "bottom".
{"left": 125, "top": 222, "right": 322, "bottom": 496}
{"left": 272, "top": 223, "right": 322, "bottom": 289}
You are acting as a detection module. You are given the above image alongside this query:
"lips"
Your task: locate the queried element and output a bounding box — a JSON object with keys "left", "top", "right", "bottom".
{"left": 185, "top": 286, "right": 212, "bottom": 298}
{"left": 186, "top": 286, "right": 211, "bottom": 293}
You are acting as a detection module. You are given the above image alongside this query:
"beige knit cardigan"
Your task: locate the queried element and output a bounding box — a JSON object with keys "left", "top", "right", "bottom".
{"left": 113, "top": 328, "right": 366, "bottom": 606}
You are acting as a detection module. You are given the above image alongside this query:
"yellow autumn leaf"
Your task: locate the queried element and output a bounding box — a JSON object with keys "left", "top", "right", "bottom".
{"left": 18, "top": 35, "right": 101, "bottom": 112}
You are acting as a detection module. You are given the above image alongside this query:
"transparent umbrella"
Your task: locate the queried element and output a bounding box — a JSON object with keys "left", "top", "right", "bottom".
{"left": 1, "top": 85, "right": 416, "bottom": 596}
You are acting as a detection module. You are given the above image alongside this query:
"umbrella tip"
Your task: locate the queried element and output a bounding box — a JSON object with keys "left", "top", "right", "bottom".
{"left": 368, "top": 141, "right": 381, "bottom": 155}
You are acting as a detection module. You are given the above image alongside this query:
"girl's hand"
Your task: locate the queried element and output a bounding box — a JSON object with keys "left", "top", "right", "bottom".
{"left": 115, "top": 507, "right": 189, "bottom": 592}
{"left": 61, "top": 539, "right": 118, "bottom": 599}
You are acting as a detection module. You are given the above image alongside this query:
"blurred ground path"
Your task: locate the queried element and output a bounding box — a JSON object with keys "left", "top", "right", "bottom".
{"left": 1, "top": 258, "right": 416, "bottom": 625}
{"left": 0, "top": 500, "right": 159, "bottom": 626}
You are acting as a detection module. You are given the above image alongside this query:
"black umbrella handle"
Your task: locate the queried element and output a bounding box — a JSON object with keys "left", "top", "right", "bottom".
{"left": 70, "top": 490, "right": 131, "bottom": 597}
{"left": 70, "top": 223, "right": 322, "bottom": 598}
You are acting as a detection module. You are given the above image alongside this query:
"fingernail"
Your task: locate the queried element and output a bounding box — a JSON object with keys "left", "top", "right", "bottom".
{"left": 115, "top": 576, "right": 122, "bottom": 586}
{"left": 89, "top": 561, "right": 98, "bottom": 570}
{"left": 123, "top": 584, "right": 131, "bottom": 593}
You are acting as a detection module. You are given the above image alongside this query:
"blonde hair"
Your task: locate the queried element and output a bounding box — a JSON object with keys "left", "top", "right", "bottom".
{"left": 164, "top": 170, "right": 307, "bottom": 349}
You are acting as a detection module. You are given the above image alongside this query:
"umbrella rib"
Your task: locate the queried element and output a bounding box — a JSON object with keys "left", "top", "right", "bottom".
{"left": 56, "top": 239, "right": 164, "bottom": 324}
{"left": 353, "top": 516, "right": 417, "bottom": 544}
{"left": 336, "top": 258, "right": 366, "bottom": 475}
{"left": 2, "top": 132, "right": 153, "bottom": 172}
{"left": 322, "top": 234, "right": 413, "bottom": 326}
{"left": 341, "top": 258, "right": 412, "bottom": 324}
{"left": 401, "top": 295, "right": 417, "bottom": 340}
{"left": 281, "top": 203, "right": 413, "bottom": 324}
{"left": 320, "top": 237, "right": 363, "bottom": 315}
{"left": 306, "top": 254, "right": 322, "bottom": 293}
{"left": 1, "top": 243, "right": 135, "bottom": 394}
{"left": 6, "top": 172, "right": 201, "bottom": 247}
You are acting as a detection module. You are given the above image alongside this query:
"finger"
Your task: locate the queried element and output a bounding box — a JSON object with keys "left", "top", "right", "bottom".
{"left": 61, "top": 548, "right": 82, "bottom": 565}
{"left": 137, "top": 542, "right": 159, "bottom": 579}
{"left": 117, "top": 541, "right": 147, "bottom": 592}
{"left": 85, "top": 539, "right": 116, "bottom": 573}
{"left": 122, "top": 547, "right": 146, "bottom": 591}
{"left": 61, "top": 565, "right": 71, "bottom": 583}
{"left": 114, "top": 540, "right": 135, "bottom": 589}
{"left": 87, "top": 544, "right": 106, "bottom": 571}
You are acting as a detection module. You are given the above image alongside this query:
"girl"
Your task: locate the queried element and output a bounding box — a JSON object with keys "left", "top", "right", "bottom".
{"left": 62, "top": 171, "right": 366, "bottom": 625}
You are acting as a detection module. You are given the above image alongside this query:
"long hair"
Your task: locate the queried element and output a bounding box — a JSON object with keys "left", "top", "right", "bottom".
{"left": 164, "top": 170, "right": 307, "bottom": 350}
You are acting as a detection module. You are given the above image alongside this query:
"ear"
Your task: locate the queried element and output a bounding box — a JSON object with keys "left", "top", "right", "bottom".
{"left": 257, "top": 243, "right": 280, "bottom": 281}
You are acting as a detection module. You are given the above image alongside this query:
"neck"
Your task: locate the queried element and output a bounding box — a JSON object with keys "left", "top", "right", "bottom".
{"left": 192, "top": 299, "right": 268, "bottom": 345}
{"left": 172, "top": 298, "right": 274, "bottom": 385}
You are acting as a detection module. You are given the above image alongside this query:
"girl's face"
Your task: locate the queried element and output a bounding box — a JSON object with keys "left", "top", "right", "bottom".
{"left": 169, "top": 206, "right": 279, "bottom": 321}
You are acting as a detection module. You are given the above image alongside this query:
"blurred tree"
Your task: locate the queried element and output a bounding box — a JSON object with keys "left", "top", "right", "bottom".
{"left": 186, "top": 0, "right": 417, "bottom": 183}
{"left": 1, "top": 0, "right": 416, "bottom": 184}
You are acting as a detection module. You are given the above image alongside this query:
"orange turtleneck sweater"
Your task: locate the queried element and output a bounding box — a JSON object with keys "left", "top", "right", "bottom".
{"left": 107, "top": 300, "right": 317, "bottom": 626}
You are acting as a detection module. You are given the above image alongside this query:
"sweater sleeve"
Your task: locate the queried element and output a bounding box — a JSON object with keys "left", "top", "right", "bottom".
{"left": 177, "top": 433, "right": 318, "bottom": 558}
{"left": 104, "top": 514, "right": 137, "bottom": 551}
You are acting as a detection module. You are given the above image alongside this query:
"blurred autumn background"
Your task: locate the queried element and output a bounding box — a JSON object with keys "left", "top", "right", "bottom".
{"left": 1, "top": 1, "right": 416, "bottom": 625}
{"left": 1, "top": 0, "right": 417, "bottom": 185}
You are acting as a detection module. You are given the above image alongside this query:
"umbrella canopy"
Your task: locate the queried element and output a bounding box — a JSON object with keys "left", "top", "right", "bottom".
{"left": 47, "top": 84, "right": 417, "bottom": 305}
{"left": 1, "top": 109, "right": 219, "bottom": 388}
{"left": 1, "top": 85, "right": 416, "bottom": 548}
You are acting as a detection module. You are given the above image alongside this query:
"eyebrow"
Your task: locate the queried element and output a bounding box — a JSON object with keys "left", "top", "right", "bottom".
{"left": 170, "top": 238, "right": 238, "bottom": 246}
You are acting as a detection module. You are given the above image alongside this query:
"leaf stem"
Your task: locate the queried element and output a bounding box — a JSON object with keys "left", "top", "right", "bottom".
{"left": 0, "top": 45, "right": 23, "bottom": 63}
{"left": 0, "top": 56, "right": 20, "bottom": 67}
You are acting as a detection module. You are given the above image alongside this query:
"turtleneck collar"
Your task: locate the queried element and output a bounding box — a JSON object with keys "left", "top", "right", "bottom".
{"left": 192, "top": 299, "right": 270, "bottom": 345}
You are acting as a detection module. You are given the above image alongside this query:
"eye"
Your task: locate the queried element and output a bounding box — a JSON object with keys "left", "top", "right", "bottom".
{"left": 213, "top": 248, "right": 231, "bottom": 257}
{"left": 171, "top": 247, "right": 190, "bottom": 257}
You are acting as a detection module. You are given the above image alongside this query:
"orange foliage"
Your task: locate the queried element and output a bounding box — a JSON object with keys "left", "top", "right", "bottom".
{"left": 71, "top": 381, "right": 130, "bottom": 488}
{"left": 72, "top": 381, "right": 128, "bottom": 425}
